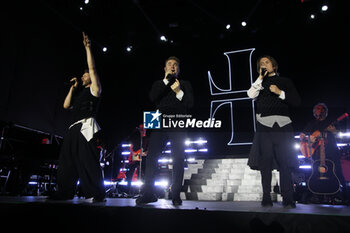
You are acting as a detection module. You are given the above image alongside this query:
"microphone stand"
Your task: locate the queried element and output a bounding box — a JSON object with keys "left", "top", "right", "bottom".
{"left": 134, "top": 126, "right": 145, "bottom": 197}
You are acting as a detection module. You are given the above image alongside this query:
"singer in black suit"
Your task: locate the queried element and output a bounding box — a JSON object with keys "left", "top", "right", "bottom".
{"left": 247, "top": 55, "right": 301, "bottom": 208}
{"left": 136, "top": 56, "right": 194, "bottom": 205}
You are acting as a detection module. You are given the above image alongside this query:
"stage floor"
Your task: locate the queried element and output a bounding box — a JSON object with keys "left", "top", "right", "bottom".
{"left": 1, "top": 196, "right": 350, "bottom": 233}
{"left": 1, "top": 196, "right": 350, "bottom": 216}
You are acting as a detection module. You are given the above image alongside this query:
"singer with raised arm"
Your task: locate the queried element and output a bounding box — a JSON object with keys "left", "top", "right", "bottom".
{"left": 49, "top": 32, "right": 105, "bottom": 202}
{"left": 247, "top": 55, "right": 301, "bottom": 208}
{"left": 136, "top": 56, "right": 194, "bottom": 206}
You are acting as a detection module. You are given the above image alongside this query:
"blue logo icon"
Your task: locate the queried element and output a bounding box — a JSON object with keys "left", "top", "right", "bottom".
{"left": 143, "top": 110, "right": 162, "bottom": 129}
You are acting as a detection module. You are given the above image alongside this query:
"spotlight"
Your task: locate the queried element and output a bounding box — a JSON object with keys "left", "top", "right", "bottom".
{"left": 226, "top": 24, "right": 231, "bottom": 30}
{"left": 294, "top": 143, "right": 300, "bottom": 149}
{"left": 84, "top": 0, "right": 89, "bottom": 4}
{"left": 160, "top": 35, "right": 167, "bottom": 42}
{"left": 241, "top": 21, "right": 247, "bottom": 27}
{"left": 102, "top": 47, "right": 108, "bottom": 52}
{"left": 321, "top": 5, "right": 328, "bottom": 12}
{"left": 79, "top": 6, "right": 83, "bottom": 11}
{"left": 310, "top": 14, "right": 315, "bottom": 19}
{"left": 126, "top": 46, "right": 132, "bottom": 52}
{"left": 155, "top": 180, "right": 169, "bottom": 187}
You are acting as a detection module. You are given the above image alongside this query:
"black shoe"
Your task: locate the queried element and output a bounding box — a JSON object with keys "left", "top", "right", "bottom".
{"left": 283, "top": 201, "right": 296, "bottom": 209}
{"left": 135, "top": 193, "right": 158, "bottom": 205}
{"left": 172, "top": 198, "right": 182, "bottom": 206}
{"left": 261, "top": 199, "right": 273, "bottom": 207}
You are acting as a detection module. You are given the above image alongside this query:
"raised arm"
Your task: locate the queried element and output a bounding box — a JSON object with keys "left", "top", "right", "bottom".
{"left": 83, "top": 32, "right": 101, "bottom": 97}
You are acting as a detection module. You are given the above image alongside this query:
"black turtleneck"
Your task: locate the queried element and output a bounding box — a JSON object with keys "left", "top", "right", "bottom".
{"left": 255, "top": 75, "right": 300, "bottom": 117}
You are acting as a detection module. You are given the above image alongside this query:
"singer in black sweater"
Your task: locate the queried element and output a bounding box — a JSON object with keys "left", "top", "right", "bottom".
{"left": 247, "top": 55, "right": 301, "bottom": 209}
{"left": 136, "top": 56, "right": 194, "bottom": 206}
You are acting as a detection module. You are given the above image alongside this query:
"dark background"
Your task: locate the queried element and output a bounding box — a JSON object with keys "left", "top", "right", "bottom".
{"left": 1, "top": 0, "right": 349, "bottom": 157}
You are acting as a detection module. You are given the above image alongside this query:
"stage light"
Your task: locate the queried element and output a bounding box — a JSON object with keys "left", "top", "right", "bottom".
{"left": 155, "top": 180, "right": 169, "bottom": 187}
{"left": 104, "top": 181, "right": 117, "bottom": 186}
{"left": 198, "top": 148, "right": 208, "bottom": 152}
{"left": 132, "top": 181, "right": 143, "bottom": 186}
{"left": 337, "top": 143, "right": 348, "bottom": 147}
{"left": 338, "top": 132, "right": 350, "bottom": 138}
{"left": 310, "top": 14, "right": 315, "bottom": 19}
{"left": 185, "top": 139, "right": 208, "bottom": 145}
{"left": 118, "top": 181, "right": 127, "bottom": 186}
{"left": 126, "top": 46, "right": 132, "bottom": 52}
{"left": 84, "top": 0, "right": 89, "bottom": 4}
{"left": 186, "top": 158, "right": 195, "bottom": 162}
{"left": 185, "top": 149, "right": 197, "bottom": 153}
{"left": 241, "top": 21, "right": 247, "bottom": 27}
{"left": 160, "top": 35, "right": 167, "bottom": 42}
{"left": 321, "top": 5, "right": 328, "bottom": 12}
{"left": 226, "top": 24, "right": 231, "bottom": 30}
{"left": 299, "top": 165, "right": 312, "bottom": 169}
{"left": 79, "top": 6, "right": 83, "bottom": 11}
{"left": 294, "top": 143, "right": 300, "bottom": 149}
{"left": 102, "top": 47, "right": 108, "bottom": 52}
{"left": 158, "top": 158, "right": 173, "bottom": 163}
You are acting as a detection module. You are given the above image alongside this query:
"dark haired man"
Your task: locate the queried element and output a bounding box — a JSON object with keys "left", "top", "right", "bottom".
{"left": 247, "top": 55, "right": 301, "bottom": 208}
{"left": 50, "top": 32, "right": 105, "bottom": 202}
{"left": 136, "top": 56, "right": 194, "bottom": 205}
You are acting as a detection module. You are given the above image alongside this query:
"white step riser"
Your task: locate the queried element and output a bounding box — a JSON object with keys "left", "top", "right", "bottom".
{"left": 182, "top": 159, "right": 280, "bottom": 201}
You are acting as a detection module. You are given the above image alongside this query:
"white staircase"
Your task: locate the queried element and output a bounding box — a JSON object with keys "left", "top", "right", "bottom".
{"left": 181, "top": 158, "right": 281, "bottom": 201}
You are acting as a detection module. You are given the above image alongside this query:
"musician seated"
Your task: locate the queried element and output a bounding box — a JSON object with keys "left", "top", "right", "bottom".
{"left": 300, "top": 103, "right": 349, "bottom": 204}
{"left": 125, "top": 144, "right": 147, "bottom": 197}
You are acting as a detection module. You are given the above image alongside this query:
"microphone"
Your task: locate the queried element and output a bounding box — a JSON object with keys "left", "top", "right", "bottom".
{"left": 261, "top": 68, "right": 267, "bottom": 76}
{"left": 64, "top": 80, "right": 79, "bottom": 86}
{"left": 166, "top": 73, "right": 176, "bottom": 86}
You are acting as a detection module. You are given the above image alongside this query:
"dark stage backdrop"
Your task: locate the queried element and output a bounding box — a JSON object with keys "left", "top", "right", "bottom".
{"left": 1, "top": 1, "right": 349, "bottom": 157}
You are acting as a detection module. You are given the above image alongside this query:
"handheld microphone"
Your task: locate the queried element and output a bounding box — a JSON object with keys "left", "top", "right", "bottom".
{"left": 64, "top": 80, "right": 79, "bottom": 86}
{"left": 261, "top": 68, "right": 267, "bottom": 75}
{"left": 166, "top": 73, "right": 176, "bottom": 86}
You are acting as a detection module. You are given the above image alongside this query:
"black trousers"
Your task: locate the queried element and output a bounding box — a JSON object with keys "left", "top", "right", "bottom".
{"left": 143, "top": 130, "right": 186, "bottom": 199}
{"left": 56, "top": 123, "right": 105, "bottom": 199}
{"left": 257, "top": 122, "right": 295, "bottom": 203}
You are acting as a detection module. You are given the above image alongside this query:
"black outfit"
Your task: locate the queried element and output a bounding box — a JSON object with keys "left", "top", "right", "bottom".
{"left": 141, "top": 79, "right": 193, "bottom": 202}
{"left": 248, "top": 75, "right": 301, "bottom": 205}
{"left": 56, "top": 87, "right": 105, "bottom": 200}
{"left": 303, "top": 119, "right": 348, "bottom": 200}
